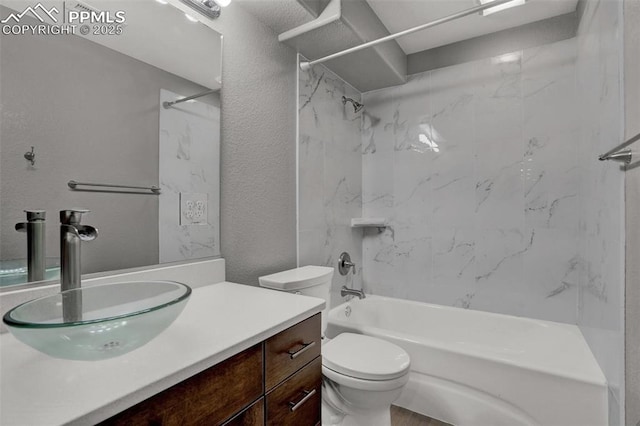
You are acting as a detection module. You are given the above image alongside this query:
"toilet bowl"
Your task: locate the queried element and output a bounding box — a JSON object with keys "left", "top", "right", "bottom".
{"left": 321, "top": 333, "right": 410, "bottom": 426}
{"left": 259, "top": 266, "right": 411, "bottom": 426}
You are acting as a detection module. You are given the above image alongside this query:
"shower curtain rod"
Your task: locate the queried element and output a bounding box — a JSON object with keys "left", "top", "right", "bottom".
{"left": 599, "top": 132, "right": 640, "bottom": 164}
{"left": 163, "top": 89, "right": 218, "bottom": 109}
{"left": 300, "top": 0, "right": 516, "bottom": 71}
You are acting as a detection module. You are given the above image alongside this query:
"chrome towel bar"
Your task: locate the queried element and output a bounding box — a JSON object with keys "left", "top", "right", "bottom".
{"left": 67, "top": 180, "right": 161, "bottom": 194}
{"left": 599, "top": 132, "right": 640, "bottom": 164}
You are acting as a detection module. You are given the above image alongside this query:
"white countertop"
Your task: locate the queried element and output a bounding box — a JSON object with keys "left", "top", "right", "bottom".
{"left": 0, "top": 281, "right": 325, "bottom": 426}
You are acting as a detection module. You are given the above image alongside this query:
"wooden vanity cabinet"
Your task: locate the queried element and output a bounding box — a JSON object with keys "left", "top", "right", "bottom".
{"left": 100, "top": 313, "right": 322, "bottom": 426}
{"left": 265, "top": 357, "right": 322, "bottom": 426}
{"left": 222, "top": 398, "right": 264, "bottom": 426}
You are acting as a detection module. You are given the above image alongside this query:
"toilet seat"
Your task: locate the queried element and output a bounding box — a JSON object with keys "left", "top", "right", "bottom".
{"left": 322, "top": 333, "right": 410, "bottom": 381}
{"left": 323, "top": 365, "right": 410, "bottom": 392}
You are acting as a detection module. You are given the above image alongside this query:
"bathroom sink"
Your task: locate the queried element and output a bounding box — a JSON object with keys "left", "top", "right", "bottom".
{"left": 3, "top": 281, "right": 191, "bottom": 361}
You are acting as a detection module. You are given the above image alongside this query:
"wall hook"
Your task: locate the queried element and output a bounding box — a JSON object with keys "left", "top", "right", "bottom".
{"left": 24, "top": 146, "right": 35, "bottom": 166}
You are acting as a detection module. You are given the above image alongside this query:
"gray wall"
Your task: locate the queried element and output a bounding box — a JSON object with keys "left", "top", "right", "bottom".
{"left": 1, "top": 2, "right": 301, "bottom": 287}
{"left": 625, "top": 0, "right": 640, "bottom": 424}
{"left": 207, "top": 4, "right": 299, "bottom": 285}
{"left": 0, "top": 12, "right": 210, "bottom": 275}
{"left": 407, "top": 12, "right": 578, "bottom": 75}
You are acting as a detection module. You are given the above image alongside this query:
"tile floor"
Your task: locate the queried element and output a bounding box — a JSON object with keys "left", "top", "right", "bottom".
{"left": 390, "top": 406, "right": 452, "bottom": 426}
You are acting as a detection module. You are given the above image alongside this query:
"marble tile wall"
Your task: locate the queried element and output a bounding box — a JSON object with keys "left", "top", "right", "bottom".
{"left": 297, "top": 9, "right": 625, "bottom": 423}
{"left": 298, "top": 59, "right": 363, "bottom": 308}
{"left": 575, "top": 0, "right": 625, "bottom": 423}
{"left": 159, "top": 89, "right": 221, "bottom": 263}
{"left": 624, "top": 0, "right": 640, "bottom": 422}
{"left": 361, "top": 39, "right": 583, "bottom": 324}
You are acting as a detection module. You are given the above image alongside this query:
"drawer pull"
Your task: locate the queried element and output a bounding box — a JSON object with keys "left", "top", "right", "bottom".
{"left": 288, "top": 389, "right": 317, "bottom": 412}
{"left": 287, "top": 341, "right": 316, "bottom": 359}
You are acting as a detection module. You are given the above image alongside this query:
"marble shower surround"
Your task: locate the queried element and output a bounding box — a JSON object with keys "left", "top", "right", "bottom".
{"left": 296, "top": 12, "right": 625, "bottom": 424}
{"left": 575, "top": 0, "right": 625, "bottom": 423}
{"left": 362, "top": 39, "right": 582, "bottom": 324}
{"left": 159, "top": 89, "right": 221, "bottom": 263}
{"left": 298, "top": 59, "right": 363, "bottom": 308}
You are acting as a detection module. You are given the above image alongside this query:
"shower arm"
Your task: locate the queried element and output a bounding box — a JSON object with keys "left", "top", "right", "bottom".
{"left": 300, "top": 0, "right": 515, "bottom": 71}
{"left": 342, "top": 96, "right": 363, "bottom": 112}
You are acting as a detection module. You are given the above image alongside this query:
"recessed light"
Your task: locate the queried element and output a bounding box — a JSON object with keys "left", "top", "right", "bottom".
{"left": 492, "top": 52, "right": 522, "bottom": 64}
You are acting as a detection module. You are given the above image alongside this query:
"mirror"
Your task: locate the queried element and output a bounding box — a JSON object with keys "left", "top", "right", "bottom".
{"left": 0, "top": 0, "right": 223, "bottom": 288}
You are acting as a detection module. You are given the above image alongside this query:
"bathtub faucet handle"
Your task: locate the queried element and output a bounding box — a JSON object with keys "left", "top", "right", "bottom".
{"left": 338, "top": 252, "right": 356, "bottom": 276}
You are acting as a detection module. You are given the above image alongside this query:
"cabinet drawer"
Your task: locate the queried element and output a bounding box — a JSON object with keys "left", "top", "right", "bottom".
{"left": 222, "top": 397, "right": 264, "bottom": 426}
{"left": 265, "top": 313, "right": 321, "bottom": 390}
{"left": 100, "top": 344, "right": 264, "bottom": 426}
{"left": 266, "top": 356, "right": 322, "bottom": 426}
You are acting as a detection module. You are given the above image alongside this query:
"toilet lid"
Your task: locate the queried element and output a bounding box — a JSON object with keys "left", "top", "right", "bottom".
{"left": 322, "top": 333, "right": 410, "bottom": 381}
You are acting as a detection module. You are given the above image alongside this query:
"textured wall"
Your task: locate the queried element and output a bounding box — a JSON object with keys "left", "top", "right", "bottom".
{"left": 298, "top": 61, "right": 363, "bottom": 308}
{"left": 361, "top": 39, "right": 581, "bottom": 323}
{"left": 207, "top": 4, "right": 299, "bottom": 285}
{"left": 625, "top": 0, "right": 640, "bottom": 424}
{"left": 0, "top": 16, "right": 207, "bottom": 275}
{"left": 575, "top": 0, "right": 625, "bottom": 424}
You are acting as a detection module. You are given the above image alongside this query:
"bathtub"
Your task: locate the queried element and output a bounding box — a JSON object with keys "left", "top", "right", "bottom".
{"left": 325, "top": 295, "right": 608, "bottom": 426}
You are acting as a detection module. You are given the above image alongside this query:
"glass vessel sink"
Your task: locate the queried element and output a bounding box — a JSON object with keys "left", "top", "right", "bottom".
{"left": 3, "top": 281, "right": 191, "bottom": 361}
{"left": 0, "top": 257, "right": 61, "bottom": 287}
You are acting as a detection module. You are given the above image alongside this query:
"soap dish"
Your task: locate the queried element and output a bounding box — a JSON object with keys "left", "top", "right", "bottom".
{"left": 350, "top": 218, "right": 387, "bottom": 231}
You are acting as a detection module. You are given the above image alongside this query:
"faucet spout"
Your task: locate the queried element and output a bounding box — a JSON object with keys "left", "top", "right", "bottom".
{"left": 60, "top": 209, "right": 98, "bottom": 322}
{"left": 15, "top": 210, "right": 47, "bottom": 282}
{"left": 341, "top": 285, "right": 365, "bottom": 300}
{"left": 62, "top": 224, "right": 98, "bottom": 241}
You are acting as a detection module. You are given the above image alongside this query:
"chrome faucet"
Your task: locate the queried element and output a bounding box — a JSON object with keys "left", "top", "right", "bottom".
{"left": 60, "top": 209, "right": 98, "bottom": 322}
{"left": 341, "top": 285, "right": 365, "bottom": 300}
{"left": 15, "top": 210, "right": 47, "bottom": 282}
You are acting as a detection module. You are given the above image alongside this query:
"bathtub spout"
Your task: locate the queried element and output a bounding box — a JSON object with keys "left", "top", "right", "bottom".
{"left": 341, "top": 285, "right": 365, "bottom": 299}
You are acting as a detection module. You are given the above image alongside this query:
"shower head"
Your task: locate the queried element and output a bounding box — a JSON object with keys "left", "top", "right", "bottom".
{"left": 342, "top": 96, "right": 364, "bottom": 113}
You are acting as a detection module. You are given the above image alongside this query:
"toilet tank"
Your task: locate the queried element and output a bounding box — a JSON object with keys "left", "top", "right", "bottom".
{"left": 259, "top": 266, "right": 334, "bottom": 333}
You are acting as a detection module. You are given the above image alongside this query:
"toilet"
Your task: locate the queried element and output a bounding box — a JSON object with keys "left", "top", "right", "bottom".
{"left": 259, "top": 266, "right": 411, "bottom": 426}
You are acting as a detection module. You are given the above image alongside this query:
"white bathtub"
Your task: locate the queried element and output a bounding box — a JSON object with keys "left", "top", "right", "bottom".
{"left": 326, "top": 295, "right": 608, "bottom": 426}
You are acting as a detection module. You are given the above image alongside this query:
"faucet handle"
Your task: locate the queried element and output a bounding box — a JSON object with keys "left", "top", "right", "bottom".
{"left": 24, "top": 210, "right": 46, "bottom": 221}
{"left": 16, "top": 210, "right": 46, "bottom": 232}
{"left": 338, "top": 252, "right": 356, "bottom": 276}
{"left": 60, "top": 209, "right": 90, "bottom": 225}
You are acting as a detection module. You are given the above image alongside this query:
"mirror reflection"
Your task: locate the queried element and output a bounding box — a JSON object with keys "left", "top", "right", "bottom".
{"left": 0, "top": 0, "right": 223, "bottom": 287}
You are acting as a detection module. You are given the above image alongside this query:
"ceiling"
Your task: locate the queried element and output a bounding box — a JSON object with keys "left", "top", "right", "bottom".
{"left": 237, "top": 0, "right": 579, "bottom": 91}
{"left": 365, "top": 0, "right": 579, "bottom": 54}
{"left": 235, "top": 0, "right": 315, "bottom": 34}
